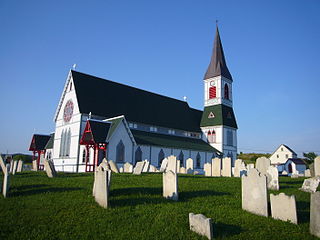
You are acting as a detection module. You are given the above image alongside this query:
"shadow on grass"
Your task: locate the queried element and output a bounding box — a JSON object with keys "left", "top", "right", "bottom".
{"left": 213, "top": 222, "right": 242, "bottom": 238}
{"left": 10, "top": 187, "right": 84, "bottom": 197}
{"left": 109, "top": 196, "right": 167, "bottom": 208}
{"left": 14, "top": 184, "right": 48, "bottom": 191}
{"left": 179, "top": 190, "right": 230, "bottom": 201}
{"left": 296, "top": 201, "right": 310, "bottom": 224}
{"left": 111, "top": 187, "right": 162, "bottom": 196}
{"left": 280, "top": 181, "right": 303, "bottom": 184}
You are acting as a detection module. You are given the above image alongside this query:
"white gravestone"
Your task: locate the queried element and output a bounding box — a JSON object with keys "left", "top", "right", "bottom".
{"left": 176, "top": 160, "right": 180, "bottom": 174}
{"left": 44, "top": 159, "right": 57, "bottom": 178}
{"left": 9, "top": 161, "right": 14, "bottom": 173}
{"left": 2, "top": 164, "right": 10, "bottom": 198}
{"left": 17, "top": 160, "right": 23, "bottom": 172}
{"left": 119, "top": 167, "right": 124, "bottom": 173}
{"left": 212, "top": 158, "right": 221, "bottom": 177}
{"left": 163, "top": 170, "right": 178, "bottom": 201}
{"left": 133, "top": 161, "right": 145, "bottom": 175}
{"left": 180, "top": 167, "right": 187, "bottom": 174}
{"left": 234, "top": 159, "right": 247, "bottom": 177}
{"left": 299, "top": 176, "right": 320, "bottom": 193}
{"left": 149, "top": 165, "right": 157, "bottom": 172}
{"left": 315, "top": 156, "right": 320, "bottom": 177}
{"left": 242, "top": 168, "right": 268, "bottom": 217}
{"left": 204, "top": 163, "right": 212, "bottom": 177}
{"left": 255, "top": 157, "right": 271, "bottom": 176}
{"left": 167, "top": 155, "right": 177, "bottom": 173}
{"left": 266, "top": 166, "right": 279, "bottom": 190}
{"left": 304, "top": 169, "right": 311, "bottom": 177}
{"left": 189, "top": 213, "right": 213, "bottom": 240}
{"left": 186, "top": 158, "right": 193, "bottom": 172}
{"left": 160, "top": 158, "right": 168, "bottom": 172}
{"left": 270, "top": 193, "right": 297, "bottom": 224}
{"left": 93, "top": 159, "right": 111, "bottom": 196}
{"left": 0, "top": 155, "right": 6, "bottom": 173}
{"left": 12, "top": 161, "right": 18, "bottom": 175}
{"left": 108, "top": 160, "right": 119, "bottom": 173}
{"left": 282, "top": 170, "right": 288, "bottom": 175}
{"left": 94, "top": 165, "right": 111, "bottom": 208}
{"left": 123, "top": 162, "right": 133, "bottom": 173}
{"left": 247, "top": 163, "right": 254, "bottom": 170}
{"left": 310, "top": 191, "right": 320, "bottom": 238}
{"left": 221, "top": 157, "right": 232, "bottom": 177}
{"left": 142, "top": 160, "right": 150, "bottom": 172}
{"left": 32, "top": 160, "right": 38, "bottom": 171}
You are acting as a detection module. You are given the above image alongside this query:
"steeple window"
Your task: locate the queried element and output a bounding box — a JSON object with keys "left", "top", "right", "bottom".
{"left": 224, "top": 83, "right": 229, "bottom": 100}
{"left": 208, "top": 130, "right": 216, "bottom": 143}
{"left": 209, "top": 86, "right": 216, "bottom": 99}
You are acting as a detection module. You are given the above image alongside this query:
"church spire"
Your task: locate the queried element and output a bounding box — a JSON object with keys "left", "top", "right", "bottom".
{"left": 204, "top": 26, "right": 233, "bottom": 80}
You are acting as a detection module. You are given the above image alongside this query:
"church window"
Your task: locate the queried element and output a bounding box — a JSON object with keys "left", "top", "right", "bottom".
{"left": 178, "top": 151, "right": 184, "bottom": 167}
{"left": 208, "top": 130, "right": 216, "bottom": 143}
{"left": 116, "top": 140, "right": 125, "bottom": 162}
{"left": 82, "top": 149, "right": 86, "bottom": 163}
{"left": 168, "top": 129, "right": 175, "bottom": 135}
{"left": 224, "top": 83, "right": 229, "bottom": 100}
{"left": 69, "top": 81, "right": 72, "bottom": 91}
{"left": 133, "top": 124, "right": 137, "bottom": 129}
{"left": 65, "top": 129, "right": 71, "bottom": 157}
{"left": 196, "top": 153, "right": 201, "bottom": 168}
{"left": 227, "top": 130, "right": 233, "bottom": 146}
{"left": 129, "top": 123, "right": 133, "bottom": 128}
{"left": 209, "top": 86, "right": 216, "bottom": 99}
{"left": 135, "top": 147, "right": 142, "bottom": 164}
{"left": 208, "top": 112, "right": 215, "bottom": 118}
{"left": 158, "top": 149, "right": 165, "bottom": 166}
{"left": 59, "top": 130, "right": 65, "bottom": 157}
{"left": 150, "top": 126, "right": 158, "bottom": 132}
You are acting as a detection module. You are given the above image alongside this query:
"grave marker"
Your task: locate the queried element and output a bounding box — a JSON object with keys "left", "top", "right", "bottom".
{"left": 123, "top": 162, "right": 133, "bottom": 173}
{"left": 17, "top": 160, "right": 23, "bottom": 172}
{"left": 133, "top": 161, "right": 145, "bottom": 175}
{"left": 204, "top": 163, "right": 212, "bottom": 177}
{"left": 299, "top": 177, "right": 320, "bottom": 193}
{"left": 160, "top": 158, "right": 168, "bottom": 172}
{"left": 270, "top": 193, "right": 297, "bottom": 224}
{"left": 94, "top": 165, "right": 111, "bottom": 208}
{"left": 189, "top": 213, "right": 213, "bottom": 240}
{"left": 167, "top": 155, "right": 177, "bottom": 173}
{"left": 108, "top": 160, "right": 119, "bottom": 173}
{"left": 266, "top": 166, "right": 279, "bottom": 190}
{"left": 186, "top": 158, "right": 193, "bottom": 172}
{"left": 221, "top": 157, "right": 232, "bottom": 177}
{"left": 2, "top": 164, "right": 10, "bottom": 198}
{"left": 142, "top": 160, "right": 150, "bottom": 172}
{"left": 315, "top": 156, "right": 320, "bottom": 176}
{"left": 163, "top": 170, "right": 178, "bottom": 201}
{"left": 310, "top": 191, "right": 320, "bottom": 238}
{"left": 255, "top": 157, "right": 270, "bottom": 176}
{"left": 212, "top": 158, "right": 221, "bottom": 177}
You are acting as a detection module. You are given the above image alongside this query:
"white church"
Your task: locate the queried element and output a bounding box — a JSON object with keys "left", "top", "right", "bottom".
{"left": 29, "top": 27, "right": 238, "bottom": 172}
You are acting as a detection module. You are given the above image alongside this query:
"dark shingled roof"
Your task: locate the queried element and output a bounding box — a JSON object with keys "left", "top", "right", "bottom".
{"left": 282, "top": 144, "right": 297, "bottom": 155}
{"left": 45, "top": 133, "right": 55, "bottom": 149}
{"left": 200, "top": 105, "right": 238, "bottom": 129}
{"left": 72, "top": 70, "right": 202, "bottom": 133}
{"left": 204, "top": 27, "right": 233, "bottom": 80}
{"left": 131, "top": 129, "right": 221, "bottom": 154}
{"left": 88, "top": 120, "right": 111, "bottom": 143}
{"left": 286, "top": 158, "right": 306, "bottom": 165}
{"left": 29, "top": 134, "right": 51, "bottom": 151}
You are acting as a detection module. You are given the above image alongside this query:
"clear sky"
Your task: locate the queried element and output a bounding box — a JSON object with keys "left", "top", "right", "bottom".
{"left": 0, "top": 0, "right": 319, "bottom": 157}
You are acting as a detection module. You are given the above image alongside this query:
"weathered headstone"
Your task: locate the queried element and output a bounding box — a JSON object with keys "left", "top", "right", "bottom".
{"left": 108, "top": 160, "right": 119, "bottom": 173}
{"left": 315, "top": 156, "right": 320, "bottom": 176}
{"left": 94, "top": 165, "right": 111, "bottom": 208}
{"left": 180, "top": 167, "right": 187, "bottom": 174}
{"left": 186, "top": 158, "right": 193, "bottom": 172}
{"left": 17, "top": 160, "right": 24, "bottom": 172}
{"left": 149, "top": 165, "right": 157, "bottom": 172}
{"left": 204, "top": 163, "right": 212, "bottom": 177}
{"left": 299, "top": 176, "right": 320, "bottom": 193}
{"left": 234, "top": 159, "right": 247, "bottom": 177}
{"left": 242, "top": 168, "right": 268, "bottom": 217}
{"left": 93, "top": 159, "right": 111, "bottom": 196}
{"left": 189, "top": 213, "right": 213, "bottom": 240}
{"left": 163, "top": 170, "right": 178, "bottom": 201}
{"left": 119, "top": 167, "right": 124, "bottom": 173}
{"left": 9, "top": 161, "right": 14, "bottom": 173}
{"left": 266, "top": 165, "right": 279, "bottom": 190}
{"left": 310, "top": 191, "right": 320, "bottom": 238}
{"left": 221, "top": 157, "right": 232, "bottom": 177}
{"left": 2, "top": 164, "right": 10, "bottom": 197}
{"left": 281, "top": 170, "right": 288, "bottom": 175}
{"left": 123, "top": 162, "right": 133, "bottom": 173}
{"left": 0, "top": 155, "right": 6, "bottom": 173}
{"left": 270, "top": 193, "right": 297, "bottom": 224}
{"left": 142, "top": 160, "right": 150, "bottom": 172}
{"left": 12, "top": 161, "right": 18, "bottom": 175}
{"left": 160, "top": 158, "right": 168, "bottom": 172}
{"left": 304, "top": 169, "right": 311, "bottom": 177}
{"left": 247, "top": 163, "right": 254, "bottom": 170}
{"left": 32, "top": 160, "right": 38, "bottom": 171}
{"left": 255, "top": 157, "right": 271, "bottom": 176}
{"left": 291, "top": 174, "right": 299, "bottom": 178}
{"left": 212, "top": 158, "right": 221, "bottom": 177}
{"left": 133, "top": 161, "right": 145, "bottom": 175}
{"left": 167, "top": 155, "right": 177, "bottom": 173}
{"left": 44, "top": 159, "right": 57, "bottom": 178}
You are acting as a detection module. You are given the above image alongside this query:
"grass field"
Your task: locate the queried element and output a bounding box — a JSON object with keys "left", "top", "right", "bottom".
{"left": 0, "top": 171, "right": 318, "bottom": 240}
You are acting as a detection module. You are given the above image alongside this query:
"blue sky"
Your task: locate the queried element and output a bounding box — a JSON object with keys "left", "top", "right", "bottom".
{"left": 0, "top": 0, "right": 319, "bottom": 156}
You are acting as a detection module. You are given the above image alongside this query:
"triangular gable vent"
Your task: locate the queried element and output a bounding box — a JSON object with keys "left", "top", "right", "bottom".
{"left": 208, "top": 112, "right": 215, "bottom": 119}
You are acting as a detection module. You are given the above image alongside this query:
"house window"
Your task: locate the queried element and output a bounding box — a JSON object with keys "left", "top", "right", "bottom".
{"left": 178, "top": 151, "right": 184, "bottom": 167}
{"left": 158, "top": 149, "right": 165, "bottom": 166}
{"left": 196, "top": 153, "right": 201, "bottom": 168}
{"left": 277, "top": 154, "right": 279, "bottom": 158}
{"left": 209, "top": 86, "right": 216, "bottom": 99}
{"left": 150, "top": 126, "right": 158, "bottom": 132}
{"left": 168, "top": 129, "right": 175, "bottom": 135}
{"left": 224, "top": 83, "right": 229, "bottom": 100}
{"left": 116, "top": 140, "right": 125, "bottom": 162}
{"left": 281, "top": 148, "right": 283, "bottom": 151}
{"left": 133, "top": 124, "right": 137, "bottom": 129}
{"left": 285, "top": 154, "right": 288, "bottom": 159}
{"left": 135, "top": 147, "right": 142, "bottom": 164}
{"left": 129, "top": 123, "right": 133, "bottom": 128}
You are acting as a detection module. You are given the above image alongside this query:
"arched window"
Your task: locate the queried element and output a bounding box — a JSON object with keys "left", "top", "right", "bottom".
{"left": 116, "top": 140, "right": 125, "bottom": 162}
{"left": 82, "top": 149, "right": 86, "bottom": 163}
{"left": 224, "top": 83, "right": 229, "bottom": 100}
{"left": 196, "top": 153, "right": 201, "bottom": 168}
{"left": 178, "top": 151, "right": 184, "bottom": 167}
{"left": 208, "top": 130, "right": 216, "bottom": 143}
{"left": 207, "top": 130, "right": 211, "bottom": 143}
{"left": 59, "top": 130, "right": 65, "bottom": 157}
{"left": 65, "top": 129, "right": 71, "bottom": 157}
{"left": 135, "top": 147, "right": 142, "bottom": 164}
{"left": 158, "top": 149, "right": 165, "bottom": 166}
{"left": 288, "top": 163, "right": 293, "bottom": 173}
{"left": 209, "top": 86, "right": 216, "bottom": 99}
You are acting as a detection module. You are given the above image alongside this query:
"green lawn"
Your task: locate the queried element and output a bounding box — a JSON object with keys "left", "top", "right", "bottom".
{"left": 0, "top": 171, "right": 318, "bottom": 240}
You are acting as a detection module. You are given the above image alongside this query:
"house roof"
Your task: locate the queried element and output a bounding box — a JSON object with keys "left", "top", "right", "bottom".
{"left": 88, "top": 120, "right": 111, "bottom": 143}
{"left": 71, "top": 70, "right": 203, "bottom": 133}
{"left": 204, "top": 27, "right": 233, "bottom": 80}
{"left": 286, "top": 158, "right": 306, "bottom": 165}
{"left": 29, "top": 134, "right": 51, "bottom": 151}
{"left": 282, "top": 144, "right": 297, "bottom": 155}
{"left": 45, "top": 133, "right": 55, "bottom": 149}
{"left": 200, "top": 104, "right": 237, "bottom": 128}
{"left": 131, "top": 129, "right": 221, "bottom": 154}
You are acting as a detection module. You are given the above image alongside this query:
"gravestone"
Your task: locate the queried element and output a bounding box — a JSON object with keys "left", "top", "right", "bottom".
{"left": 149, "top": 165, "right": 157, "bottom": 172}
{"left": 160, "top": 158, "right": 168, "bottom": 172}
{"left": 108, "top": 160, "right": 119, "bottom": 173}
{"left": 247, "top": 163, "right": 254, "bottom": 170}
{"left": 133, "top": 161, "right": 145, "bottom": 175}
{"left": 9, "top": 161, "right": 14, "bottom": 173}
{"left": 123, "top": 162, "right": 133, "bottom": 173}
{"left": 310, "top": 191, "right": 320, "bottom": 238}
{"left": 291, "top": 174, "right": 299, "bottom": 178}
{"left": 32, "top": 160, "right": 38, "bottom": 171}
{"left": 266, "top": 166, "right": 279, "bottom": 190}
{"left": 176, "top": 160, "right": 180, "bottom": 173}
{"left": 163, "top": 170, "right": 178, "bottom": 201}
{"left": 255, "top": 157, "right": 270, "bottom": 176}
{"left": 281, "top": 170, "right": 288, "bottom": 175}
{"left": 189, "top": 213, "right": 213, "bottom": 240}
{"left": 299, "top": 176, "right": 320, "bottom": 193}
{"left": 93, "top": 159, "right": 111, "bottom": 196}
{"left": 204, "top": 163, "right": 212, "bottom": 177}
{"left": 304, "top": 169, "right": 311, "bottom": 177}
{"left": 242, "top": 168, "right": 268, "bottom": 217}
{"left": 270, "top": 193, "right": 297, "bottom": 224}
{"left": 167, "top": 155, "right": 177, "bottom": 173}
{"left": 17, "top": 160, "right": 23, "bottom": 172}
{"left": 186, "top": 158, "right": 193, "bottom": 172}
{"left": 0, "top": 155, "right": 6, "bottom": 173}
{"left": 180, "top": 167, "right": 186, "bottom": 174}
{"left": 315, "top": 156, "right": 320, "bottom": 176}
{"left": 221, "top": 157, "right": 232, "bottom": 177}
{"left": 142, "top": 160, "right": 150, "bottom": 172}
{"left": 234, "top": 159, "right": 247, "bottom": 177}
{"left": 119, "top": 167, "right": 124, "bottom": 173}
{"left": 94, "top": 165, "right": 111, "bottom": 208}
{"left": 44, "top": 159, "right": 57, "bottom": 178}
{"left": 12, "top": 161, "right": 18, "bottom": 175}
{"left": 2, "top": 164, "right": 10, "bottom": 198}
{"left": 212, "top": 158, "right": 221, "bottom": 177}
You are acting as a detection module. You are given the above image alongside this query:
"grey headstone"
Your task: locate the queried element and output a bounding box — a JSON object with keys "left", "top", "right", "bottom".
{"left": 204, "top": 163, "right": 212, "bottom": 177}
{"left": 270, "top": 193, "right": 297, "bottom": 224}
{"left": 44, "top": 159, "right": 57, "bottom": 178}
{"left": 310, "top": 163, "right": 315, "bottom": 177}
{"left": 9, "top": 161, "right": 14, "bottom": 173}
{"left": 310, "top": 191, "right": 320, "bottom": 238}
{"left": 160, "top": 158, "right": 168, "bottom": 172}
{"left": 189, "top": 213, "right": 213, "bottom": 240}
{"left": 12, "top": 161, "right": 18, "bottom": 175}
{"left": 242, "top": 168, "right": 268, "bottom": 217}
{"left": 123, "top": 162, "right": 133, "bottom": 173}
{"left": 234, "top": 159, "right": 247, "bottom": 177}
{"left": 212, "top": 158, "right": 221, "bottom": 177}
{"left": 167, "top": 155, "right": 177, "bottom": 173}
{"left": 255, "top": 157, "right": 271, "bottom": 176}
{"left": 32, "top": 160, "right": 38, "bottom": 171}
{"left": 133, "top": 161, "right": 145, "bottom": 175}
{"left": 163, "top": 170, "right": 178, "bottom": 201}
{"left": 93, "top": 159, "right": 111, "bottom": 196}
{"left": 186, "top": 158, "right": 193, "bottom": 172}
{"left": 315, "top": 156, "right": 320, "bottom": 177}
{"left": 142, "top": 160, "right": 150, "bottom": 172}
{"left": 266, "top": 166, "right": 279, "bottom": 190}
{"left": 247, "top": 163, "right": 255, "bottom": 170}
{"left": 221, "top": 157, "right": 232, "bottom": 177}
{"left": 282, "top": 170, "right": 288, "bottom": 175}
{"left": 149, "top": 165, "right": 157, "bottom": 172}
{"left": 2, "top": 164, "right": 10, "bottom": 198}
{"left": 304, "top": 169, "right": 311, "bottom": 177}
{"left": 94, "top": 165, "right": 111, "bottom": 208}
{"left": 17, "top": 160, "right": 23, "bottom": 172}
{"left": 0, "top": 155, "right": 6, "bottom": 173}
{"left": 108, "top": 160, "right": 119, "bottom": 173}
{"left": 299, "top": 176, "right": 320, "bottom": 193}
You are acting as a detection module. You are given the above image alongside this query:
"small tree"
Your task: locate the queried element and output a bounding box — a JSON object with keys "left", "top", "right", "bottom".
{"left": 303, "top": 152, "right": 317, "bottom": 165}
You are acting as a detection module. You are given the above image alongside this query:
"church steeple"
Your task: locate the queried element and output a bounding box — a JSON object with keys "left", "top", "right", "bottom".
{"left": 204, "top": 27, "right": 232, "bottom": 81}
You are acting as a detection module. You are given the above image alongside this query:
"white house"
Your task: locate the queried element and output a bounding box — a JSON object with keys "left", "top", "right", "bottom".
{"left": 279, "top": 158, "right": 307, "bottom": 176}
{"left": 270, "top": 144, "right": 297, "bottom": 165}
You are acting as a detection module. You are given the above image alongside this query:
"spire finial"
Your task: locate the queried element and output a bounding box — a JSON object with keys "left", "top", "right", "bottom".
{"left": 216, "top": 19, "right": 218, "bottom": 27}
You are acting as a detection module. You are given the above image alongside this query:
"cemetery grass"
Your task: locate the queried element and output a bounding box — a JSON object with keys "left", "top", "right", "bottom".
{"left": 0, "top": 172, "right": 318, "bottom": 240}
